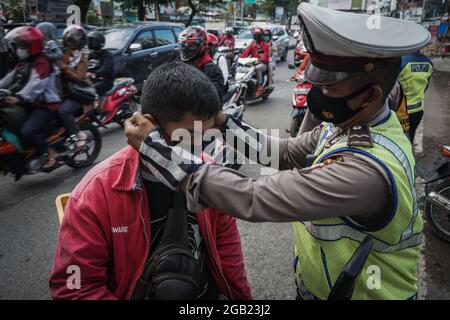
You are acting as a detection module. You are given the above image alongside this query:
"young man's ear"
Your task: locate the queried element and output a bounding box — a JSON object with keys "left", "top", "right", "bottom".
{"left": 361, "top": 84, "right": 383, "bottom": 108}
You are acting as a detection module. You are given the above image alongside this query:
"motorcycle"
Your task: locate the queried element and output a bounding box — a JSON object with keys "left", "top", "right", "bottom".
{"left": 424, "top": 146, "right": 450, "bottom": 242}
{"left": 0, "top": 90, "right": 102, "bottom": 181}
{"left": 289, "top": 40, "right": 308, "bottom": 69}
{"left": 232, "top": 57, "right": 273, "bottom": 102}
{"left": 287, "top": 65, "right": 311, "bottom": 137}
{"left": 219, "top": 46, "right": 243, "bottom": 81}
{"left": 87, "top": 60, "right": 139, "bottom": 128}
{"left": 222, "top": 81, "right": 246, "bottom": 121}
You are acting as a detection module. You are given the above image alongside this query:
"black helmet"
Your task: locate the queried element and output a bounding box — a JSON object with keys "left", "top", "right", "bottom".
{"left": 62, "top": 25, "right": 87, "bottom": 50}
{"left": 88, "top": 31, "right": 105, "bottom": 50}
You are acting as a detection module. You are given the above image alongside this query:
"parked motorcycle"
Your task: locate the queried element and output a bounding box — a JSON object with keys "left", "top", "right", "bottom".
{"left": 424, "top": 146, "right": 450, "bottom": 242}
{"left": 233, "top": 57, "right": 273, "bottom": 102}
{"left": 0, "top": 90, "right": 102, "bottom": 181}
{"left": 88, "top": 60, "right": 139, "bottom": 128}
{"left": 287, "top": 65, "right": 311, "bottom": 137}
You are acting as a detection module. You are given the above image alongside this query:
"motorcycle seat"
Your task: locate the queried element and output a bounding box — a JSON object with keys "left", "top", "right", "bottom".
{"left": 103, "top": 78, "right": 134, "bottom": 97}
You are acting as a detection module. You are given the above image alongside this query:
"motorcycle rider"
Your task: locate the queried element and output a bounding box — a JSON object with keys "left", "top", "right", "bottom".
{"left": 0, "top": 26, "right": 60, "bottom": 170}
{"left": 207, "top": 33, "right": 228, "bottom": 88}
{"left": 57, "top": 25, "right": 89, "bottom": 150}
{"left": 36, "top": 22, "right": 64, "bottom": 64}
{"left": 264, "top": 28, "right": 277, "bottom": 90}
{"left": 240, "top": 27, "right": 269, "bottom": 97}
{"left": 178, "top": 26, "right": 225, "bottom": 102}
{"left": 86, "top": 31, "right": 114, "bottom": 99}
{"left": 218, "top": 27, "right": 235, "bottom": 67}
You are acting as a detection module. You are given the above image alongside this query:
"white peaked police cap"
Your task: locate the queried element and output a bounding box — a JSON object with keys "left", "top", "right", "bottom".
{"left": 297, "top": 3, "right": 432, "bottom": 85}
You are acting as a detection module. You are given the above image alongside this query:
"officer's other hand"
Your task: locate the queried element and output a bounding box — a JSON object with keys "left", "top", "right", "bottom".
{"left": 124, "top": 112, "right": 157, "bottom": 151}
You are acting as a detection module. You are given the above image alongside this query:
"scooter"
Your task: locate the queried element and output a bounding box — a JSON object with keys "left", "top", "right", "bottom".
{"left": 291, "top": 40, "right": 308, "bottom": 68}
{"left": 287, "top": 66, "right": 311, "bottom": 137}
{"left": 219, "top": 46, "right": 243, "bottom": 81}
{"left": 222, "top": 81, "right": 247, "bottom": 121}
{"left": 0, "top": 90, "right": 102, "bottom": 181}
{"left": 424, "top": 146, "right": 450, "bottom": 242}
{"left": 88, "top": 60, "right": 139, "bottom": 128}
{"left": 233, "top": 57, "right": 273, "bottom": 102}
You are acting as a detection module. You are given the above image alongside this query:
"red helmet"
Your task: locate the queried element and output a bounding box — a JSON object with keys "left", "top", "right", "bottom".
{"left": 177, "top": 26, "right": 208, "bottom": 62}
{"left": 207, "top": 33, "right": 218, "bottom": 57}
{"left": 14, "top": 26, "right": 44, "bottom": 56}
{"left": 252, "top": 27, "right": 264, "bottom": 41}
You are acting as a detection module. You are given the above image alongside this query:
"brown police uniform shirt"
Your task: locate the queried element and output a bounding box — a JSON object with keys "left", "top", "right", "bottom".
{"left": 181, "top": 104, "right": 393, "bottom": 228}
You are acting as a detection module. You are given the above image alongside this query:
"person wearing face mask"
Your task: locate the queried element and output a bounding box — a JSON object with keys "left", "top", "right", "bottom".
{"left": 240, "top": 27, "right": 269, "bottom": 97}
{"left": 125, "top": 3, "right": 431, "bottom": 300}
{"left": 0, "top": 26, "right": 60, "bottom": 169}
{"left": 57, "top": 25, "right": 89, "bottom": 150}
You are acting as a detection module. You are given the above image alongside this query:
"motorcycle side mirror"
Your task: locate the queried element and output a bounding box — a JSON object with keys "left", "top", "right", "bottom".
{"left": 288, "top": 63, "right": 296, "bottom": 70}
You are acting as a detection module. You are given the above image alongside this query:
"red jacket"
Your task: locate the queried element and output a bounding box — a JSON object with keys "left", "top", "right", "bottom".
{"left": 218, "top": 35, "right": 235, "bottom": 50}
{"left": 49, "top": 146, "right": 252, "bottom": 300}
{"left": 240, "top": 40, "right": 270, "bottom": 64}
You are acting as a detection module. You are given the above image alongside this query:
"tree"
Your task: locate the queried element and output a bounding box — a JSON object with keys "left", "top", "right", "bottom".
{"left": 124, "top": 0, "right": 172, "bottom": 21}
{"left": 73, "top": 0, "right": 92, "bottom": 24}
{"left": 258, "top": 0, "right": 299, "bottom": 19}
{"left": 185, "top": 0, "right": 224, "bottom": 27}
{"left": 2, "top": 0, "right": 26, "bottom": 22}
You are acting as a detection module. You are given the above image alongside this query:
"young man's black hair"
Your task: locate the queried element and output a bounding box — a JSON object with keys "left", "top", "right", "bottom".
{"left": 141, "top": 61, "right": 221, "bottom": 124}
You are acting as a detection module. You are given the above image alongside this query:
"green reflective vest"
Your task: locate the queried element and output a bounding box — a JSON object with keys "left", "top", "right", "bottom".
{"left": 398, "top": 54, "right": 433, "bottom": 114}
{"left": 293, "top": 112, "right": 423, "bottom": 300}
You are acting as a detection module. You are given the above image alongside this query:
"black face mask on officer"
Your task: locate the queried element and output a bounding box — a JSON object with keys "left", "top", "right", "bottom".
{"left": 306, "top": 82, "right": 374, "bottom": 124}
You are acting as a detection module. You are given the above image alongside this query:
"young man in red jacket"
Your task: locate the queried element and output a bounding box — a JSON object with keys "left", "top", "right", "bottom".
{"left": 240, "top": 27, "right": 270, "bottom": 97}
{"left": 49, "top": 62, "right": 252, "bottom": 300}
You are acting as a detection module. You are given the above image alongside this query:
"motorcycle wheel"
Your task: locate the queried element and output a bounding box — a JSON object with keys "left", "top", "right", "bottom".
{"left": 290, "top": 116, "right": 303, "bottom": 138}
{"left": 425, "top": 179, "right": 450, "bottom": 242}
{"left": 66, "top": 121, "right": 102, "bottom": 169}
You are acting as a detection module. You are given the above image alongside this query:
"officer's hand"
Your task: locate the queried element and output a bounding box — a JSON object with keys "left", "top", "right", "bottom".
{"left": 124, "top": 112, "right": 157, "bottom": 151}
{"left": 4, "top": 96, "right": 19, "bottom": 106}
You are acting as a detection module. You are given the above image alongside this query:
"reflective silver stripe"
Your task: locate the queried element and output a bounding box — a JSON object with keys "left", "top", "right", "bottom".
{"left": 303, "top": 221, "right": 422, "bottom": 253}
{"left": 407, "top": 101, "right": 423, "bottom": 111}
{"left": 371, "top": 133, "right": 419, "bottom": 241}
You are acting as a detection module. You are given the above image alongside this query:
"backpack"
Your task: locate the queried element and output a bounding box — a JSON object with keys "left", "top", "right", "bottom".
{"left": 131, "top": 192, "right": 203, "bottom": 300}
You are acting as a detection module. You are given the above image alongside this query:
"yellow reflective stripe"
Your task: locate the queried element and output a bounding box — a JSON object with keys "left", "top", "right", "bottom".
{"left": 303, "top": 221, "right": 422, "bottom": 253}
{"left": 371, "top": 133, "right": 419, "bottom": 241}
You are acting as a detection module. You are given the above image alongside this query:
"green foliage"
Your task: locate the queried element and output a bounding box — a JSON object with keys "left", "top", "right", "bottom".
{"left": 2, "top": 0, "right": 26, "bottom": 22}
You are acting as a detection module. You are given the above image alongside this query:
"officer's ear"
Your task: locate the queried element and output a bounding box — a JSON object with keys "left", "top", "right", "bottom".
{"left": 361, "top": 84, "right": 383, "bottom": 108}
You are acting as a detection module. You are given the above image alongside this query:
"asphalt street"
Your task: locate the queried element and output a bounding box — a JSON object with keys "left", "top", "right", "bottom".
{"left": 0, "top": 55, "right": 448, "bottom": 300}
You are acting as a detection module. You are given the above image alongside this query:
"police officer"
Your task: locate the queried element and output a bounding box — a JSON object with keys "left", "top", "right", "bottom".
{"left": 398, "top": 51, "right": 433, "bottom": 141}
{"left": 125, "top": 3, "right": 431, "bottom": 300}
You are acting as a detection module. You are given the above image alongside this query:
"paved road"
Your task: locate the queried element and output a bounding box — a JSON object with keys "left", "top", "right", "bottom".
{"left": 0, "top": 56, "right": 448, "bottom": 299}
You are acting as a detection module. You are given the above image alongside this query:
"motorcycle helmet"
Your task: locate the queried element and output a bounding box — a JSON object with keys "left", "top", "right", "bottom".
{"left": 225, "top": 27, "right": 233, "bottom": 36}
{"left": 177, "top": 26, "right": 208, "bottom": 62}
{"left": 207, "top": 33, "right": 218, "bottom": 57}
{"left": 62, "top": 25, "right": 87, "bottom": 50}
{"left": 87, "top": 31, "right": 105, "bottom": 50}
{"left": 252, "top": 27, "right": 264, "bottom": 42}
{"left": 263, "top": 29, "right": 272, "bottom": 42}
{"left": 13, "top": 26, "right": 44, "bottom": 56}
